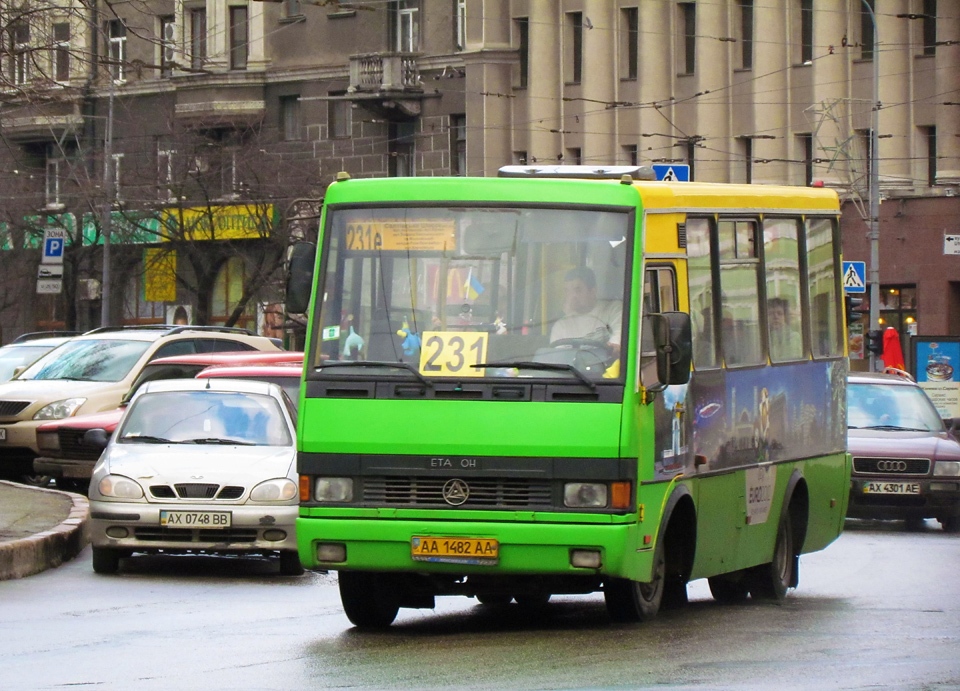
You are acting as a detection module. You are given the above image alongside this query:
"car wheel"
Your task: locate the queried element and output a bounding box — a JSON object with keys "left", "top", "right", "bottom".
{"left": 748, "top": 512, "right": 796, "bottom": 601}
{"left": 939, "top": 515, "right": 960, "bottom": 534}
{"left": 279, "top": 550, "right": 304, "bottom": 576}
{"left": 604, "top": 539, "right": 665, "bottom": 623}
{"left": 708, "top": 572, "right": 751, "bottom": 604}
{"left": 20, "top": 473, "right": 53, "bottom": 488}
{"left": 903, "top": 517, "right": 927, "bottom": 532}
{"left": 91, "top": 547, "right": 121, "bottom": 575}
{"left": 338, "top": 571, "right": 399, "bottom": 629}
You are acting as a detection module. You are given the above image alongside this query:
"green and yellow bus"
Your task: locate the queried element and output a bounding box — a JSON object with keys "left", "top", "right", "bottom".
{"left": 289, "top": 166, "right": 850, "bottom": 628}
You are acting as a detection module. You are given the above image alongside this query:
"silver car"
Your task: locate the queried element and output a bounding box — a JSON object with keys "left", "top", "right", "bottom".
{"left": 88, "top": 378, "right": 302, "bottom": 575}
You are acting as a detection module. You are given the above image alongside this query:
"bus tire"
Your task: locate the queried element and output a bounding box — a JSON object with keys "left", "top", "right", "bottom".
{"left": 748, "top": 511, "right": 796, "bottom": 601}
{"left": 604, "top": 539, "right": 665, "bottom": 623}
{"left": 708, "top": 572, "right": 750, "bottom": 604}
{"left": 338, "top": 571, "right": 399, "bottom": 629}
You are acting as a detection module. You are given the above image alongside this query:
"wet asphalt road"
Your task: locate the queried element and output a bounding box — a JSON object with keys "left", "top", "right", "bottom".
{"left": 1, "top": 520, "right": 958, "bottom": 691}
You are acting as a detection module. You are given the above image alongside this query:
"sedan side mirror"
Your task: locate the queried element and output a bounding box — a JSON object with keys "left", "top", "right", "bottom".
{"left": 83, "top": 428, "right": 111, "bottom": 450}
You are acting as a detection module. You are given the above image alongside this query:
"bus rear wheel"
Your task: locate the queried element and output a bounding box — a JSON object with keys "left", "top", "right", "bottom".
{"left": 748, "top": 512, "right": 796, "bottom": 601}
{"left": 338, "top": 571, "right": 399, "bottom": 629}
{"left": 604, "top": 541, "right": 665, "bottom": 622}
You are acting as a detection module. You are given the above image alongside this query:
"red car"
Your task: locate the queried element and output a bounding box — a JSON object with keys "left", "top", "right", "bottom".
{"left": 34, "top": 351, "right": 303, "bottom": 491}
{"left": 195, "top": 362, "right": 303, "bottom": 409}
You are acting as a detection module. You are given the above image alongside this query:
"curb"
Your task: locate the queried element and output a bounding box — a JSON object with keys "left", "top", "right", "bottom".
{"left": 0, "top": 483, "right": 90, "bottom": 581}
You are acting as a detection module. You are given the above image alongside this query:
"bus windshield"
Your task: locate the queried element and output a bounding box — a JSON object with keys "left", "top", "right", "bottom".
{"left": 313, "top": 205, "right": 632, "bottom": 382}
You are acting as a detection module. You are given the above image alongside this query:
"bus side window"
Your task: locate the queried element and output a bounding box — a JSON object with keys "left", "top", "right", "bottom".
{"left": 718, "top": 219, "right": 763, "bottom": 367}
{"left": 641, "top": 266, "right": 678, "bottom": 388}
{"left": 686, "top": 218, "right": 717, "bottom": 369}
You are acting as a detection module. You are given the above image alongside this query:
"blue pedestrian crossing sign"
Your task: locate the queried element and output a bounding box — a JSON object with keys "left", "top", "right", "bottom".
{"left": 842, "top": 261, "right": 866, "bottom": 293}
{"left": 652, "top": 164, "right": 690, "bottom": 182}
{"left": 41, "top": 228, "right": 66, "bottom": 264}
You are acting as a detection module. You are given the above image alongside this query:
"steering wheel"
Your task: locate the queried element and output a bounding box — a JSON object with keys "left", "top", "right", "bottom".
{"left": 548, "top": 338, "right": 614, "bottom": 372}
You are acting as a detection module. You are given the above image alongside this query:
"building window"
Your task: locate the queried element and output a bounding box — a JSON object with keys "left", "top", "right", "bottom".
{"left": 450, "top": 114, "right": 466, "bottom": 175}
{"left": 229, "top": 6, "right": 248, "bottom": 71}
{"left": 566, "top": 147, "right": 582, "bottom": 165}
{"left": 329, "top": 99, "right": 352, "bottom": 138}
{"left": 112, "top": 153, "right": 123, "bottom": 201}
{"left": 11, "top": 21, "right": 30, "bottom": 85}
{"left": 158, "top": 142, "right": 175, "bottom": 201}
{"left": 160, "top": 16, "right": 175, "bottom": 78}
{"left": 389, "top": 122, "right": 416, "bottom": 177}
{"left": 566, "top": 12, "right": 582, "bottom": 84}
{"left": 621, "top": 7, "right": 638, "bottom": 80}
{"left": 622, "top": 144, "right": 638, "bottom": 166}
{"left": 923, "top": 126, "right": 936, "bottom": 186}
{"left": 280, "top": 95, "right": 300, "bottom": 141}
{"left": 221, "top": 147, "right": 239, "bottom": 198}
{"left": 678, "top": 3, "right": 696, "bottom": 75}
{"left": 684, "top": 138, "right": 697, "bottom": 181}
{"left": 798, "top": 133, "right": 813, "bottom": 185}
{"left": 799, "top": 0, "right": 813, "bottom": 64}
{"left": 922, "top": 0, "right": 936, "bottom": 56}
{"left": 513, "top": 150, "right": 527, "bottom": 165}
{"left": 455, "top": 0, "right": 466, "bottom": 51}
{"left": 737, "top": 137, "right": 753, "bottom": 183}
{"left": 284, "top": 0, "right": 302, "bottom": 19}
{"left": 861, "top": 0, "right": 875, "bottom": 60}
{"left": 46, "top": 145, "right": 63, "bottom": 208}
{"left": 515, "top": 17, "right": 528, "bottom": 88}
{"left": 878, "top": 285, "right": 918, "bottom": 337}
{"left": 390, "top": 1, "right": 419, "bottom": 52}
{"left": 108, "top": 19, "right": 126, "bottom": 81}
{"left": 212, "top": 256, "right": 251, "bottom": 329}
{"left": 738, "top": 0, "right": 753, "bottom": 69}
{"left": 53, "top": 23, "right": 70, "bottom": 82}
{"left": 856, "top": 128, "right": 873, "bottom": 189}
{"left": 189, "top": 9, "right": 207, "bottom": 72}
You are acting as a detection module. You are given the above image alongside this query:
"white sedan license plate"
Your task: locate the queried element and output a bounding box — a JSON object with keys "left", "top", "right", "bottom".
{"left": 0, "top": 428, "right": 5, "bottom": 441}
{"left": 863, "top": 482, "right": 921, "bottom": 495}
{"left": 160, "top": 510, "right": 231, "bottom": 528}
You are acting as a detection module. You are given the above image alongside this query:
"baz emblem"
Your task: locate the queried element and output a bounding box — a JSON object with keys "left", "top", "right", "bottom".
{"left": 441, "top": 479, "right": 470, "bottom": 506}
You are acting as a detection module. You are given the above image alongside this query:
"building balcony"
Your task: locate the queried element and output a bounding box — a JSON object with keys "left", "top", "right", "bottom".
{"left": 0, "top": 94, "right": 84, "bottom": 142}
{"left": 172, "top": 73, "right": 266, "bottom": 130}
{"left": 345, "top": 52, "right": 426, "bottom": 120}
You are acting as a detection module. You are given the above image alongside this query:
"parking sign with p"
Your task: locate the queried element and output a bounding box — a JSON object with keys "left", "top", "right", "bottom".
{"left": 42, "top": 228, "right": 66, "bottom": 264}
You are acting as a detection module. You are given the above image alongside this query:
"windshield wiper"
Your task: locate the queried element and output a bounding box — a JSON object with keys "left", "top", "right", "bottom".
{"left": 472, "top": 361, "right": 596, "bottom": 390}
{"left": 121, "top": 434, "right": 172, "bottom": 444}
{"left": 184, "top": 438, "right": 256, "bottom": 445}
{"left": 316, "top": 360, "right": 433, "bottom": 387}
{"left": 859, "top": 425, "right": 930, "bottom": 432}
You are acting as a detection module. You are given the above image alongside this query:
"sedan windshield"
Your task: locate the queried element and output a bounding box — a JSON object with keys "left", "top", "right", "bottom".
{"left": 119, "top": 390, "right": 291, "bottom": 446}
{"left": 19, "top": 339, "right": 152, "bottom": 382}
{"left": 848, "top": 382, "right": 945, "bottom": 432}
{"left": 314, "top": 205, "right": 632, "bottom": 382}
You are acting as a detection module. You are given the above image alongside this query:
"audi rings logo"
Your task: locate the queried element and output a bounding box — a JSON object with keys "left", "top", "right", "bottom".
{"left": 442, "top": 479, "right": 470, "bottom": 506}
{"left": 876, "top": 460, "right": 908, "bottom": 472}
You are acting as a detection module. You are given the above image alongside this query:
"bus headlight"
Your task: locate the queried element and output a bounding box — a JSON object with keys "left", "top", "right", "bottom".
{"left": 934, "top": 461, "right": 960, "bottom": 477}
{"left": 315, "top": 478, "right": 353, "bottom": 502}
{"left": 564, "top": 482, "right": 608, "bottom": 508}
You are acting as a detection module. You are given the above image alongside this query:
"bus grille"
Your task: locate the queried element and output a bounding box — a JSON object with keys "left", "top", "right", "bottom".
{"left": 363, "top": 477, "right": 553, "bottom": 508}
{"left": 852, "top": 458, "right": 930, "bottom": 476}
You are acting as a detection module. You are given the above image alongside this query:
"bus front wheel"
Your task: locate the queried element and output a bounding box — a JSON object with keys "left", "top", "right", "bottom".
{"left": 748, "top": 512, "right": 796, "bottom": 601}
{"left": 338, "top": 571, "right": 400, "bottom": 629}
{"left": 604, "top": 541, "right": 665, "bottom": 622}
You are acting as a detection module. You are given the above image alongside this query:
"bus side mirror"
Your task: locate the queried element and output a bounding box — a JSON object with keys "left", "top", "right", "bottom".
{"left": 286, "top": 242, "right": 317, "bottom": 314}
{"left": 652, "top": 312, "right": 692, "bottom": 387}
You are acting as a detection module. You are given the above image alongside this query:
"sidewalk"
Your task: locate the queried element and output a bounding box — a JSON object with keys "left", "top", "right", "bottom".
{"left": 0, "top": 480, "right": 89, "bottom": 580}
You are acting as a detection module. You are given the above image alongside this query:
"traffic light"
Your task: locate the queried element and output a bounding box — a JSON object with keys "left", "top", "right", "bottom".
{"left": 844, "top": 295, "right": 864, "bottom": 324}
{"left": 866, "top": 329, "right": 884, "bottom": 356}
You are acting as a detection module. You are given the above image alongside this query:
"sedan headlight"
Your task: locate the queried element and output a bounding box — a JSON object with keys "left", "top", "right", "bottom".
{"left": 98, "top": 474, "right": 144, "bottom": 500}
{"left": 314, "top": 477, "right": 353, "bottom": 503}
{"left": 37, "top": 431, "right": 60, "bottom": 452}
{"left": 249, "top": 478, "right": 298, "bottom": 502}
{"left": 934, "top": 461, "right": 960, "bottom": 477}
{"left": 564, "top": 482, "right": 608, "bottom": 508}
{"left": 33, "top": 398, "right": 86, "bottom": 421}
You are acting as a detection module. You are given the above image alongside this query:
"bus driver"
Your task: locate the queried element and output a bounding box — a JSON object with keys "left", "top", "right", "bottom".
{"left": 550, "top": 266, "right": 622, "bottom": 356}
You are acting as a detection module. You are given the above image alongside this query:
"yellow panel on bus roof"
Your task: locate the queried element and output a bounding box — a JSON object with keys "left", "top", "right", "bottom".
{"left": 633, "top": 181, "right": 840, "bottom": 212}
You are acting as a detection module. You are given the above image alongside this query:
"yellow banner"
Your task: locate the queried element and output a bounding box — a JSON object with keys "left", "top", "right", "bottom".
{"left": 161, "top": 205, "right": 273, "bottom": 242}
{"left": 345, "top": 220, "right": 456, "bottom": 252}
{"left": 144, "top": 248, "right": 177, "bottom": 303}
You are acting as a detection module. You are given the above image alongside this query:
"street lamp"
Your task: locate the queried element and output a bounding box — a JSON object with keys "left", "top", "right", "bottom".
{"left": 863, "top": 0, "right": 880, "bottom": 371}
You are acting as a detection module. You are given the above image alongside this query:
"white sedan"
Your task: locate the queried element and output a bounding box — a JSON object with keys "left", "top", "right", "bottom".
{"left": 87, "top": 378, "right": 302, "bottom": 575}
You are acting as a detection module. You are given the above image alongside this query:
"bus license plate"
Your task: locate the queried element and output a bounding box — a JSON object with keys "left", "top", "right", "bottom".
{"left": 863, "top": 482, "right": 920, "bottom": 495}
{"left": 160, "top": 510, "right": 232, "bottom": 528}
{"left": 411, "top": 536, "right": 498, "bottom": 565}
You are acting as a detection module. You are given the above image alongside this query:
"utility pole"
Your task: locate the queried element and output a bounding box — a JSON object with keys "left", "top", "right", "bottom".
{"left": 99, "top": 65, "right": 114, "bottom": 326}
{"left": 863, "top": 0, "right": 881, "bottom": 371}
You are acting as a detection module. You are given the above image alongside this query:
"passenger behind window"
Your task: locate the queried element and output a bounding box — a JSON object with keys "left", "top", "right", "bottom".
{"left": 767, "top": 297, "right": 803, "bottom": 361}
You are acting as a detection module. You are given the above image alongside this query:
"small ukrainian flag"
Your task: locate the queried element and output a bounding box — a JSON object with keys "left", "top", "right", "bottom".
{"left": 464, "top": 269, "right": 485, "bottom": 301}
